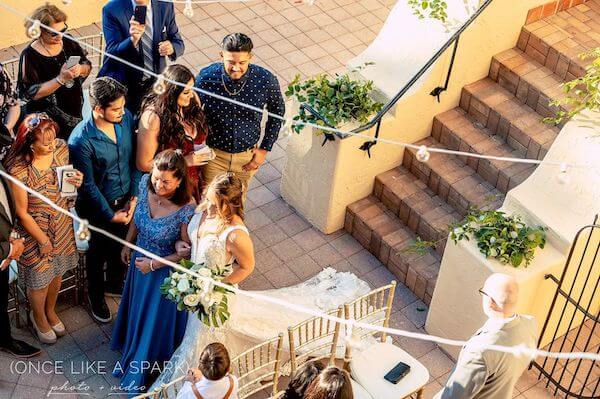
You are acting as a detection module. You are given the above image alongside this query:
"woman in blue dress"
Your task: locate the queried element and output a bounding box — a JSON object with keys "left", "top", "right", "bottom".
{"left": 111, "top": 149, "right": 196, "bottom": 394}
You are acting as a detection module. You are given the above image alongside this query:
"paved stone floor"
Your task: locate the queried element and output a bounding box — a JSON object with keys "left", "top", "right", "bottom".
{"left": 0, "top": 0, "right": 560, "bottom": 397}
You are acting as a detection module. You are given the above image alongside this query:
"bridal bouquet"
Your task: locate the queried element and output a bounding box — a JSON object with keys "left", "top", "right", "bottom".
{"left": 160, "top": 259, "right": 234, "bottom": 327}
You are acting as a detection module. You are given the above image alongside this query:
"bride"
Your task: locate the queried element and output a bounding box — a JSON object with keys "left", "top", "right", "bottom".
{"left": 150, "top": 173, "right": 372, "bottom": 390}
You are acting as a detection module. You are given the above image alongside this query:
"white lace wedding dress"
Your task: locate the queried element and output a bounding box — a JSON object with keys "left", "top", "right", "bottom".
{"left": 150, "top": 211, "right": 372, "bottom": 390}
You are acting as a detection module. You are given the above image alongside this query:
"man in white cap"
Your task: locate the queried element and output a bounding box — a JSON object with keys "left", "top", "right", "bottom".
{"left": 435, "top": 273, "right": 537, "bottom": 399}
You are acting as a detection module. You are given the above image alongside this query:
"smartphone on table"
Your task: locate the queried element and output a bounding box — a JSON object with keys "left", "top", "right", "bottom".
{"left": 133, "top": 5, "right": 147, "bottom": 24}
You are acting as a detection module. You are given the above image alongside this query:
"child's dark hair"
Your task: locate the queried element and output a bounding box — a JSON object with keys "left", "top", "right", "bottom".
{"left": 284, "top": 361, "right": 325, "bottom": 399}
{"left": 199, "top": 343, "right": 230, "bottom": 381}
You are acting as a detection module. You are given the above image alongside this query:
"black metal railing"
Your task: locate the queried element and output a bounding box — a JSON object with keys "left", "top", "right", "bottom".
{"left": 531, "top": 215, "right": 600, "bottom": 398}
{"left": 300, "top": 0, "right": 494, "bottom": 154}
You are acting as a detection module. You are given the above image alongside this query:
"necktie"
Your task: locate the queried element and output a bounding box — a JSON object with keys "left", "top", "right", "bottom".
{"left": 140, "top": 11, "right": 153, "bottom": 76}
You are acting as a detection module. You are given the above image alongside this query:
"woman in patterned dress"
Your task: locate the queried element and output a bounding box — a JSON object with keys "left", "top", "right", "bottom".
{"left": 5, "top": 114, "right": 83, "bottom": 344}
{"left": 136, "top": 64, "right": 210, "bottom": 202}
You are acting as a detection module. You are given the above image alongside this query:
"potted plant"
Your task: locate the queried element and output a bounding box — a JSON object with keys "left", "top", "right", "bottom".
{"left": 284, "top": 63, "right": 384, "bottom": 135}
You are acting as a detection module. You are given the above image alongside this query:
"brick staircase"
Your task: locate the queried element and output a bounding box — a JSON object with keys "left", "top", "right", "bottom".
{"left": 345, "top": 1, "right": 600, "bottom": 305}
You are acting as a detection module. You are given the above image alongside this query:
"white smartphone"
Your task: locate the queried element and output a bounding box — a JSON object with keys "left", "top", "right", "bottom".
{"left": 65, "top": 55, "right": 80, "bottom": 69}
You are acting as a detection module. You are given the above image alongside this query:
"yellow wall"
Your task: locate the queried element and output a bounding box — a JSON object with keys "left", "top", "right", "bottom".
{"left": 282, "top": 0, "right": 554, "bottom": 233}
{"left": 0, "top": 0, "right": 104, "bottom": 50}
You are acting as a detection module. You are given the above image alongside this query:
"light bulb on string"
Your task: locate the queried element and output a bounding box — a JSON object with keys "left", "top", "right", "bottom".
{"left": 62, "top": 0, "right": 72, "bottom": 5}
{"left": 416, "top": 145, "right": 430, "bottom": 163}
{"left": 304, "top": 0, "right": 316, "bottom": 5}
{"left": 76, "top": 220, "right": 91, "bottom": 242}
{"left": 183, "top": 0, "right": 194, "bottom": 18}
{"left": 345, "top": 319, "right": 365, "bottom": 350}
{"left": 557, "top": 162, "right": 570, "bottom": 185}
{"left": 153, "top": 75, "right": 167, "bottom": 95}
{"left": 27, "top": 20, "right": 41, "bottom": 39}
{"left": 280, "top": 118, "right": 294, "bottom": 138}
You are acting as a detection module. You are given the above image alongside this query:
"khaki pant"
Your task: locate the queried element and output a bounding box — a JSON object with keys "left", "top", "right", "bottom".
{"left": 202, "top": 148, "right": 258, "bottom": 199}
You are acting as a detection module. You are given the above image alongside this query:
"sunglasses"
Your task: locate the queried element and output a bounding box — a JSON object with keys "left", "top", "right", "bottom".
{"left": 44, "top": 24, "right": 68, "bottom": 37}
{"left": 26, "top": 113, "right": 51, "bottom": 132}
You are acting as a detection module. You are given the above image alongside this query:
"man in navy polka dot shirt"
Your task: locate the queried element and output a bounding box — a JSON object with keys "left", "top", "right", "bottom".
{"left": 195, "top": 33, "right": 285, "bottom": 199}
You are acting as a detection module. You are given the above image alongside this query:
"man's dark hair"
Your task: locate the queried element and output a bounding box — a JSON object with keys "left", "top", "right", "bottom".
{"left": 199, "top": 343, "right": 230, "bottom": 381}
{"left": 89, "top": 77, "right": 127, "bottom": 109}
{"left": 221, "top": 33, "right": 253, "bottom": 53}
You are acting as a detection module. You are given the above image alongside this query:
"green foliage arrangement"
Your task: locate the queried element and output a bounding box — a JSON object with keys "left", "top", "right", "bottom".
{"left": 284, "top": 63, "right": 383, "bottom": 133}
{"left": 407, "top": 0, "right": 449, "bottom": 23}
{"left": 449, "top": 209, "right": 546, "bottom": 267}
{"left": 544, "top": 48, "right": 600, "bottom": 125}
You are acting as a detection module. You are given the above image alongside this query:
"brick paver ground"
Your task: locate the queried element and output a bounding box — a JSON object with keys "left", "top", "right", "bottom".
{"left": 0, "top": 0, "right": 560, "bottom": 397}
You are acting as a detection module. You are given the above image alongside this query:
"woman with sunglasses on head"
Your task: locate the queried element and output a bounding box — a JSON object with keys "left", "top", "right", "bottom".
{"left": 137, "top": 64, "right": 210, "bottom": 202}
{"left": 17, "top": 4, "right": 92, "bottom": 140}
{"left": 4, "top": 114, "right": 83, "bottom": 344}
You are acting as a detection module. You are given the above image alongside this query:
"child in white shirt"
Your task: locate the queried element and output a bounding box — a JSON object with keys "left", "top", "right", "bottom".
{"left": 177, "top": 343, "right": 239, "bottom": 399}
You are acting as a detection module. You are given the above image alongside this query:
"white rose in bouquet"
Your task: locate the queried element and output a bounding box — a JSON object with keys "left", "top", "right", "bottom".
{"left": 200, "top": 292, "right": 217, "bottom": 309}
{"left": 177, "top": 278, "right": 191, "bottom": 293}
{"left": 183, "top": 294, "right": 200, "bottom": 307}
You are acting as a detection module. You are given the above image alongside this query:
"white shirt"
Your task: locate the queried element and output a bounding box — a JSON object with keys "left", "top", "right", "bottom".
{"left": 176, "top": 375, "right": 239, "bottom": 399}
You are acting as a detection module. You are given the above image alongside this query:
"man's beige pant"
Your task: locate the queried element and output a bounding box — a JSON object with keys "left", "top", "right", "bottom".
{"left": 202, "top": 148, "right": 258, "bottom": 198}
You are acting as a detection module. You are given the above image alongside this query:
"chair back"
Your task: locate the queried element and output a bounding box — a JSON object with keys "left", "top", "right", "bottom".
{"left": 288, "top": 306, "right": 343, "bottom": 374}
{"left": 2, "top": 57, "right": 19, "bottom": 83}
{"left": 343, "top": 281, "right": 396, "bottom": 367}
{"left": 231, "top": 333, "right": 284, "bottom": 399}
{"left": 131, "top": 375, "right": 185, "bottom": 399}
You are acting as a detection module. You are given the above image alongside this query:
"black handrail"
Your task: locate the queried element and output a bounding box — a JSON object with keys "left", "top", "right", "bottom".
{"left": 301, "top": 0, "right": 494, "bottom": 140}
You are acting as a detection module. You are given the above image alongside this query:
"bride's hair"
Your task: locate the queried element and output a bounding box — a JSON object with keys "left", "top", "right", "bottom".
{"left": 200, "top": 172, "right": 245, "bottom": 231}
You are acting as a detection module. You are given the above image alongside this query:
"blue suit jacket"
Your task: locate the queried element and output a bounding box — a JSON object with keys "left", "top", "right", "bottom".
{"left": 99, "top": 0, "right": 184, "bottom": 84}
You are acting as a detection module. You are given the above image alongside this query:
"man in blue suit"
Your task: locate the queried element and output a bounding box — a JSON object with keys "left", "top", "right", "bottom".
{"left": 99, "top": 0, "right": 185, "bottom": 113}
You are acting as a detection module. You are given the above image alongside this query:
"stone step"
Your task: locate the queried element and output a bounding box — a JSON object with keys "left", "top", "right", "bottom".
{"left": 490, "top": 47, "right": 572, "bottom": 125}
{"left": 517, "top": 2, "right": 600, "bottom": 80}
{"left": 433, "top": 107, "right": 536, "bottom": 193}
{"left": 345, "top": 195, "right": 441, "bottom": 305}
{"left": 403, "top": 137, "right": 505, "bottom": 217}
{"left": 461, "top": 77, "right": 559, "bottom": 159}
{"left": 372, "top": 167, "right": 460, "bottom": 252}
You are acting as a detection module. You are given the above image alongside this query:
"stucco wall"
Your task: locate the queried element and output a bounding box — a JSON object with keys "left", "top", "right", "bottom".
{"left": 0, "top": 0, "right": 103, "bottom": 50}
{"left": 282, "top": 0, "right": 555, "bottom": 234}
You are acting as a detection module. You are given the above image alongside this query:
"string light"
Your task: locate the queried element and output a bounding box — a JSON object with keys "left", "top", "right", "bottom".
{"left": 62, "top": 0, "right": 72, "bottom": 5}
{"left": 183, "top": 0, "right": 194, "bottom": 18}
{"left": 76, "top": 220, "right": 91, "bottom": 242}
{"left": 303, "top": 0, "right": 316, "bottom": 5}
{"left": 557, "top": 162, "right": 570, "bottom": 185}
{"left": 345, "top": 319, "right": 365, "bottom": 350}
{"left": 416, "top": 145, "right": 431, "bottom": 163}
{"left": 0, "top": 162, "right": 597, "bottom": 362}
{"left": 1, "top": 2, "right": 593, "bottom": 182}
{"left": 280, "top": 118, "right": 294, "bottom": 137}
{"left": 153, "top": 75, "right": 167, "bottom": 95}
{"left": 27, "top": 20, "right": 41, "bottom": 39}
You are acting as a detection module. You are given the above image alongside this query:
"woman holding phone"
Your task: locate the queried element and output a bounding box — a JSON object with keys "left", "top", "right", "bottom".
{"left": 4, "top": 114, "right": 83, "bottom": 345}
{"left": 18, "top": 4, "right": 91, "bottom": 139}
{"left": 137, "top": 64, "right": 210, "bottom": 202}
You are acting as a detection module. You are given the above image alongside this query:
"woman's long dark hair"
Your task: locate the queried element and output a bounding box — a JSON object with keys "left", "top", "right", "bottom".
{"left": 140, "top": 64, "right": 208, "bottom": 150}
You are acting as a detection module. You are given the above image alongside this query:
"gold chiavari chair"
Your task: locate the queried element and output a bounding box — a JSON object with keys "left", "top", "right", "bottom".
{"left": 344, "top": 281, "right": 429, "bottom": 399}
{"left": 232, "top": 333, "right": 285, "bottom": 399}
{"left": 288, "top": 306, "right": 343, "bottom": 374}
